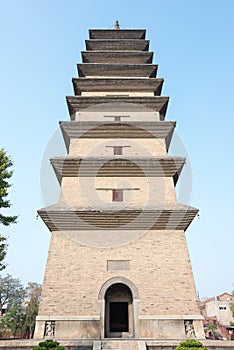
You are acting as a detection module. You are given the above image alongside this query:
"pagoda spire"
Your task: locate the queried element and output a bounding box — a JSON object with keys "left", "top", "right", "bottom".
{"left": 114, "top": 20, "right": 120, "bottom": 29}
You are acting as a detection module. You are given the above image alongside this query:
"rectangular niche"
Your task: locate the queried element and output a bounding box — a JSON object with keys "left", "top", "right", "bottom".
{"left": 107, "top": 260, "right": 130, "bottom": 271}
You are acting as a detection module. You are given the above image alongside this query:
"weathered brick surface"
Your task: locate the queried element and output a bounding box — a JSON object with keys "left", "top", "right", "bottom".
{"left": 59, "top": 177, "right": 176, "bottom": 207}
{"left": 69, "top": 138, "right": 167, "bottom": 157}
{"left": 74, "top": 111, "right": 161, "bottom": 122}
{"left": 39, "top": 229, "right": 199, "bottom": 316}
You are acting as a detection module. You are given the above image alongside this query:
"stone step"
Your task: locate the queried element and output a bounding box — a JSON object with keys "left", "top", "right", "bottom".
{"left": 101, "top": 339, "right": 139, "bottom": 350}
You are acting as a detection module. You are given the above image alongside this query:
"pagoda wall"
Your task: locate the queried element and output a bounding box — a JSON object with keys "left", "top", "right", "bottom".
{"left": 34, "top": 228, "right": 203, "bottom": 339}
{"left": 59, "top": 176, "right": 176, "bottom": 207}
{"left": 74, "top": 111, "right": 161, "bottom": 122}
{"left": 81, "top": 92, "right": 154, "bottom": 96}
{"left": 68, "top": 139, "right": 167, "bottom": 157}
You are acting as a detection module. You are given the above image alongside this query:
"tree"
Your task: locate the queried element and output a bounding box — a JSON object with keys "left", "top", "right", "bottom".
{"left": 24, "top": 282, "right": 42, "bottom": 338}
{"left": 0, "top": 304, "right": 25, "bottom": 338}
{"left": 0, "top": 274, "right": 25, "bottom": 315}
{"left": 0, "top": 276, "right": 41, "bottom": 339}
{"left": 0, "top": 149, "right": 17, "bottom": 270}
{"left": 175, "top": 339, "right": 207, "bottom": 350}
{"left": 207, "top": 324, "right": 217, "bottom": 331}
{"left": 33, "top": 339, "right": 64, "bottom": 350}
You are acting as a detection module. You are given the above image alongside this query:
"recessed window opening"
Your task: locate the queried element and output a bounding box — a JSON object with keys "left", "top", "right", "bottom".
{"left": 96, "top": 187, "right": 139, "bottom": 191}
{"left": 105, "top": 145, "right": 130, "bottom": 155}
{"left": 106, "top": 94, "right": 129, "bottom": 97}
{"left": 114, "top": 147, "right": 123, "bottom": 155}
{"left": 103, "top": 116, "right": 130, "bottom": 122}
{"left": 112, "top": 190, "right": 123, "bottom": 202}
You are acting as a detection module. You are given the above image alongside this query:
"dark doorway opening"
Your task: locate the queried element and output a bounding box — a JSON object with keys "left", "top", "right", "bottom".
{"left": 104, "top": 283, "right": 133, "bottom": 338}
{"left": 110, "top": 302, "right": 129, "bottom": 332}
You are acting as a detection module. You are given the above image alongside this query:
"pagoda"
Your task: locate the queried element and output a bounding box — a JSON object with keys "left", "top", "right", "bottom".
{"left": 34, "top": 24, "right": 204, "bottom": 340}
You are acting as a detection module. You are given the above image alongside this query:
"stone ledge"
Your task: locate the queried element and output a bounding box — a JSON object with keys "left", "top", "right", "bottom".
{"left": 81, "top": 51, "right": 153, "bottom": 64}
{"left": 89, "top": 29, "right": 146, "bottom": 40}
{"left": 85, "top": 39, "right": 150, "bottom": 51}
{"left": 37, "top": 204, "right": 198, "bottom": 232}
{"left": 66, "top": 96, "right": 169, "bottom": 118}
{"left": 139, "top": 315, "right": 204, "bottom": 320}
{"left": 77, "top": 64, "right": 158, "bottom": 78}
{"left": 0, "top": 339, "right": 233, "bottom": 350}
{"left": 50, "top": 156, "right": 185, "bottom": 180}
{"left": 36, "top": 315, "right": 100, "bottom": 321}
{"left": 73, "top": 78, "right": 163, "bottom": 95}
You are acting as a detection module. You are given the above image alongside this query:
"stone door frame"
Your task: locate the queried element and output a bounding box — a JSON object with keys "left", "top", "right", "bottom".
{"left": 98, "top": 277, "right": 139, "bottom": 338}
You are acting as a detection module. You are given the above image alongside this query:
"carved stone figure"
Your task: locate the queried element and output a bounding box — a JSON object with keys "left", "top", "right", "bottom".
{"left": 44, "top": 321, "right": 55, "bottom": 337}
{"left": 185, "top": 320, "right": 195, "bottom": 338}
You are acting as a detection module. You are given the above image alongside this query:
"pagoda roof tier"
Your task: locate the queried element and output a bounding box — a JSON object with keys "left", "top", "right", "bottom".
{"left": 85, "top": 39, "right": 150, "bottom": 51}
{"left": 50, "top": 156, "right": 185, "bottom": 183}
{"left": 81, "top": 51, "right": 153, "bottom": 64}
{"left": 77, "top": 63, "right": 157, "bottom": 78}
{"left": 66, "top": 96, "right": 169, "bottom": 119}
{"left": 38, "top": 203, "right": 198, "bottom": 232}
{"left": 60, "top": 121, "right": 175, "bottom": 151}
{"left": 72, "top": 78, "right": 163, "bottom": 95}
{"left": 89, "top": 29, "right": 146, "bottom": 40}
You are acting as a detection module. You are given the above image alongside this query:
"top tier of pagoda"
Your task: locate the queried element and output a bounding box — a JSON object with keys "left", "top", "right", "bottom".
{"left": 66, "top": 27, "right": 169, "bottom": 120}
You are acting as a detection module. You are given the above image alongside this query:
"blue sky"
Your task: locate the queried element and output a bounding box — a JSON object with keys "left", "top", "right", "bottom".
{"left": 0, "top": 0, "right": 233, "bottom": 298}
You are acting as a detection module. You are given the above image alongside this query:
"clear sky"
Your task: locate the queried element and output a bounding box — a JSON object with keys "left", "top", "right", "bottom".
{"left": 0, "top": 0, "right": 233, "bottom": 299}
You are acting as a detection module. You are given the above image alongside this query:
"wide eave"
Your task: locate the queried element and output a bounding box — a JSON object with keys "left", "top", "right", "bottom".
{"left": 38, "top": 203, "right": 198, "bottom": 232}
{"left": 77, "top": 63, "right": 158, "bottom": 78}
{"left": 66, "top": 96, "right": 169, "bottom": 119}
{"left": 72, "top": 78, "right": 163, "bottom": 95}
{"left": 89, "top": 29, "right": 146, "bottom": 39}
{"left": 81, "top": 51, "right": 153, "bottom": 64}
{"left": 50, "top": 156, "right": 185, "bottom": 184}
{"left": 85, "top": 39, "right": 150, "bottom": 51}
{"left": 60, "top": 120, "right": 175, "bottom": 140}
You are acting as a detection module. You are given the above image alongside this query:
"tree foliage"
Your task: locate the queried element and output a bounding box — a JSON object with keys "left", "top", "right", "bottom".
{"left": 0, "top": 275, "right": 41, "bottom": 338}
{"left": 24, "top": 282, "right": 42, "bottom": 338}
{"left": 33, "top": 339, "right": 64, "bottom": 350}
{"left": 0, "top": 304, "right": 25, "bottom": 338}
{"left": 0, "top": 149, "right": 17, "bottom": 270}
{"left": 175, "top": 339, "right": 207, "bottom": 350}
{"left": 0, "top": 274, "right": 25, "bottom": 315}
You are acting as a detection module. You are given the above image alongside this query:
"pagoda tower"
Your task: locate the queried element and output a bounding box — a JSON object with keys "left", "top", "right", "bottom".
{"left": 34, "top": 26, "right": 204, "bottom": 340}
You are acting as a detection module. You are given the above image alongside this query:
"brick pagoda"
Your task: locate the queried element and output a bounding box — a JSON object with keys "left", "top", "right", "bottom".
{"left": 34, "top": 25, "right": 204, "bottom": 341}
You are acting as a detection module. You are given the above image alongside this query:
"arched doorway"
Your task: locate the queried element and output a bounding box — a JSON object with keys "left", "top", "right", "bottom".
{"left": 104, "top": 283, "right": 133, "bottom": 338}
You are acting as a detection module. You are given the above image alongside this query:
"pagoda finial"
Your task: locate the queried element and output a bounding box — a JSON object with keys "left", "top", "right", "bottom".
{"left": 115, "top": 20, "right": 120, "bottom": 30}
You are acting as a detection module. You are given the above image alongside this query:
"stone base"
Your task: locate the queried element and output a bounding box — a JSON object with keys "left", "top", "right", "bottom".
{"left": 0, "top": 339, "right": 233, "bottom": 350}
{"left": 34, "top": 316, "right": 205, "bottom": 340}
{"left": 139, "top": 318, "right": 205, "bottom": 339}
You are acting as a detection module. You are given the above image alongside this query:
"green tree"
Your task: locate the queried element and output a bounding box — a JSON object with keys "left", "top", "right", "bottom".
{"left": 0, "top": 149, "right": 17, "bottom": 270}
{"left": 175, "top": 339, "right": 207, "bottom": 350}
{"left": 0, "top": 274, "right": 25, "bottom": 315}
{"left": 207, "top": 324, "right": 217, "bottom": 331}
{"left": 24, "top": 282, "right": 42, "bottom": 338}
{"left": 0, "top": 304, "right": 25, "bottom": 338}
{"left": 33, "top": 339, "right": 64, "bottom": 350}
